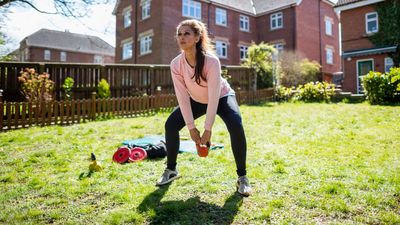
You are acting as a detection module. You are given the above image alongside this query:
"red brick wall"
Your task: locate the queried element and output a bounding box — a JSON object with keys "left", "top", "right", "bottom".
{"left": 115, "top": 0, "right": 135, "bottom": 63}
{"left": 341, "top": 4, "right": 377, "bottom": 52}
{"left": 342, "top": 54, "right": 389, "bottom": 93}
{"left": 28, "top": 47, "right": 114, "bottom": 63}
{"left": 319, "top": 0, "right": 341, "bottom": 75}
{"left": 257, "top": 7, "right": 296, "bottom": 51}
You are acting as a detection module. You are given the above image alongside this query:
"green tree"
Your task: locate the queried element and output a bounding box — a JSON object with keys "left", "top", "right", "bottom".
{"left": 242, "top": 42, "right": 276, "bottom": 89}
{"left": 0, "top": 0, "right": 110, "bottom": 18}
{"left": 368, "top": 0, "right": 400, "bottom": 65}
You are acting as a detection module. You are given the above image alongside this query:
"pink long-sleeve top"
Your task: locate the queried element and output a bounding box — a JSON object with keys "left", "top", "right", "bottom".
{"left": 170, "top": 52, "right": 233, "bottom": 131}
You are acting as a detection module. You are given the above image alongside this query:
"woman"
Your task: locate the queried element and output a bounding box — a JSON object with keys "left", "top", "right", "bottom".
{"left": 156, "top": 19, "right": 251, "bottom": 196}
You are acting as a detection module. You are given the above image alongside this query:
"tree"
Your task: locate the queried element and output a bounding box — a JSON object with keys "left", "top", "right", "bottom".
{"left": 368, "top": 0, "right": 400, "bottom": 66}
{"left": 242, "top": 42, "right": 276, "bottom": 89}
{"left": 0, "top": 0, "right": 111, "bottom": 18}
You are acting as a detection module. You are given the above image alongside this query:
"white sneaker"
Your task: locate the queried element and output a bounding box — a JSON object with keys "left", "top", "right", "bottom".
{"left": 236, "top": 175, "right": 252, "bottom": 196}
{"left": 156, "top": 168, "right": 180, "bottom": 186}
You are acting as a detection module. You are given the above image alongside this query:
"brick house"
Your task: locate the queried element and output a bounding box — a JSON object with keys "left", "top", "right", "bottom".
{"left": 113, "top": 0, "right": 341, "bottom": 79}
{"left": 16, "top": 29, "right": 115, "bottom": 63}
{"left": 335, "top": 0, "right": 397, "bottom": 93}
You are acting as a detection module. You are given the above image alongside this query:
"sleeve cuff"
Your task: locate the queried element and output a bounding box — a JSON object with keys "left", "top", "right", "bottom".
{"left": 186, "top": 123, "right": 196, "bottom": 130}
{"left": 204, "top": 123, "right": 213, "bottom": 131}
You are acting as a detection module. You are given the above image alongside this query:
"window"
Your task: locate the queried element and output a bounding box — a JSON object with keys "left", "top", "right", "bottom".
{"left": 94, "top": 55, "right": 103, "bottom": 64}
{"left": 240, "top": 15, "right": 249, "bottom": 31}
{"left": 122, "top": 41, "right": 133, "bottom": 60}
{"left": 60, "top": 51, "right": 66, "bottom": 61}
{"left": 271, "top": 12, "right": 283, "bottom": 30}
{"left": 366, "top": 12, "right": 378, "bottom": 34}
{"left": 140, "top": 35, "right": 152, "bottom": 55}
{"left": 216, "top": 41, "right": 227, "bottom": 58}
{"left": 385, "top": 57, "right": 394, "bottom": 72}
{"left": 44, "top": 49, "right": 51, "bottom": 60}
{"left": 325, "top": 18, "right": 333, "bottom": 36}
{"left": 326, "top": 48, "right": 333, "bottom": 64}
{"left": 142, "top": 0, "right": 151, "bottom": 20}
{"left": 24, "top": 48, "right": 29, "bottom": 61}
{"left": 239, "top": 46, "right": 248, "bottom": 60}
{"left": 216, "top": 8, "right": 227, "bottom": 26}
{"left": 274, "top": 43, "right": 284, "bottom": 53}
{"left": 182, "top": 0, "right": 201, "bottom": 19}
{"left": 123, "top": 8, "right": 131, "bottom": 28}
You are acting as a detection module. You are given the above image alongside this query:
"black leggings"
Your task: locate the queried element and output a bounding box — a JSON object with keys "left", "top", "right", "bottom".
{"left": 165, "top": 95, "right": 247, "bottom": 176}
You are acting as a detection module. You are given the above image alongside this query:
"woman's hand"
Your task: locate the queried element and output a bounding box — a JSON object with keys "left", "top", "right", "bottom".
{"left": 189, "top": 128, "right": 201, "bottom": 144}
{"left": 201, "top": 130, "right": 212, "bottom": 146}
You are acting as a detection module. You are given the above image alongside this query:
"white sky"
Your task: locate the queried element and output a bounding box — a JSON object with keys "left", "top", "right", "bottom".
{"left": 1, "top": 0, "right": 116, "bottom": 52}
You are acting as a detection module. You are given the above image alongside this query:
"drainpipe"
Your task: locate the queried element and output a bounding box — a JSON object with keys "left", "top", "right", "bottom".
{"left": 293, "top": 6, "right": 296, "bottom": 50}
{"left": 318, "top": 0, "right": 323, "bottom": 71}
{"left": 134, "top": 0, "right": 138, "bottom": 64}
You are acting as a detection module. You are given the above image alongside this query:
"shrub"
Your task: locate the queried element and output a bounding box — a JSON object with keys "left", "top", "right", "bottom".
{"left": 97, "top": 79, "right": 111, "bottom": 99}
{"left": 62, "top": 77, "right": 74, "bottom": 100}
{"left": 17, "top": 68, "right": 54, "bottom": 102}
{"left": 296, "top": 81, "right": 335, "bottom": 102}
{"left": 278, "top": 51, "right": 321, "bottom": 87}
{"left": 363, "top": 68, "right": 400, "bottom": 104}
{"left": 275, "top": 86, "right": 294, "bottom": 102}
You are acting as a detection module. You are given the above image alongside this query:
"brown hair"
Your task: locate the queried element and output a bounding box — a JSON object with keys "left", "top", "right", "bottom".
{"left": 177, "top": 19, "right": 214, "bottom": 85}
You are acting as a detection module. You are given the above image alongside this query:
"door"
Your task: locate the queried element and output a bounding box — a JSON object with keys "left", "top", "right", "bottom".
{"left": 357, "top": 59, "right": 373, "bottom": 94}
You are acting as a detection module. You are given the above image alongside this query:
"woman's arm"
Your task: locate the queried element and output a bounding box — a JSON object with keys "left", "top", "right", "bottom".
{"left": 170, "top": 63, "right": 196, "bottom": 130}
{"left": 204, "top": 57, "right": 221, "bottom": 131}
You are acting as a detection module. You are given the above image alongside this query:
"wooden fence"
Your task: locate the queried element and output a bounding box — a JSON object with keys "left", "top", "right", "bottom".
{"left": 0, "top": 88, "right": 274, "bottom": 131}
{"left": 0, "top": 62, "right": 255, "bottom": 102}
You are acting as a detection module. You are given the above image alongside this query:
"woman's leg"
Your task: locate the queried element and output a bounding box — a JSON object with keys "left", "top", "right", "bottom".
{"left": 164, "top": 99, "right": 207, "bottom": 170}
{"left": 217, "top": 95, "right": 247, "bottom": 176}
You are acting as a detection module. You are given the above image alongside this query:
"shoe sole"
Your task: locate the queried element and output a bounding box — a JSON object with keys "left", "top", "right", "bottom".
{"left": 156, "top": 175, "right": 181, "bottom": 186}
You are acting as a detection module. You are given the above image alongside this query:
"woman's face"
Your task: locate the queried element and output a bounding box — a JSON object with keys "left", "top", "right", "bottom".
{"left": 176, "top": 25, "right": 199, "bottom": 51}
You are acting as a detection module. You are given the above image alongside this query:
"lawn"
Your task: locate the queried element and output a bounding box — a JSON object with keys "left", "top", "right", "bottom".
{"left": 0, "top": 102, "right": 399, "bottom": 224}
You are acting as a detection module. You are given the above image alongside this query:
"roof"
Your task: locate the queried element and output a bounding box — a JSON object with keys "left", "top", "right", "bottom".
{"left": 22, "top": 29, "right": 115, "bottom": 56}
{"left": 113, "top": 0, "right": 309, "bottom": 16}
{"left": 335, "top": 0, "right": 363, "bottom": 7}
{"left": 342, "top": 46, "right": 398, "bottom": 58}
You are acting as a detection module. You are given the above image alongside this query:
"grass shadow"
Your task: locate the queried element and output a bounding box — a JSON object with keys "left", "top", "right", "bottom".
{"left": 138, "top": 184, "right": 243, "bottom": 225}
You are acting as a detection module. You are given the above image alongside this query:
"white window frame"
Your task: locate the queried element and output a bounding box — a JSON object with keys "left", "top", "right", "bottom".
{"left": 182, "top": 0, "right": 201, "bottom": 19}
{"left": 326, "top": 47, "right": 333, "bottom": 64}
{"left": 274, "top": 43, "right": 284, "bottom": 53}
{"left": 239, "top": 45, "right": 248, "bottom": 61}
{"left": 140, "top": 35, "right": 152, "bottom": 55}
{"left": 94, "top": 55, "right": 103, "bottom": 64}
{"left": 215, "top": 8, "right": 227, "bottom": 26}
{"left": 122, "top": 41, "right": 133, "bottom": 60}
{"left": 123, "top": 8, "right": 131, "bottom": 28}
{"left": 142, "top": 0, "right": 151, "bottom": 20}
{"left": 44, "top": 49, "right": 51, "bottom": 60}
{"left": 365, "top": 12, "right": 378, "bottom": 34}
{"left": 239, "top": 15, "right": 249, "bottom": 32}
{"left": 216, "top": 40, "right": 228, "bottom": 59}
{"left": 271, "top": 12, "right": 283, "bottom": 30}
{"left": 385, "top": 57, "right": 394, "bottom": 73}
{"left": 325, "top": 18, "right": 333, "bottom": 36}
{"left": 60, "top": 51, "right": 67, "bottom": 62}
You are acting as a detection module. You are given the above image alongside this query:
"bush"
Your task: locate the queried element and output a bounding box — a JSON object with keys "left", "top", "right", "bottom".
{"left": 275, "top": 86, "right": 294, "bottom": 102}
{"left": 296, "top": 81, "right": 335, "bottom": 102}
{"left": 18, "top": 68, "right": 54, "bottom": 102}
{"left": 363, "top": 68, "right": 400, "bottom": 104}
{"left": 278, "top": 51, "right": 321, "bottom": 87}
{"left": 62, "top": 77, "right": 74, "bottom": 100}
{"left": 97, "top": 79, "right": 111, "bottom": 99}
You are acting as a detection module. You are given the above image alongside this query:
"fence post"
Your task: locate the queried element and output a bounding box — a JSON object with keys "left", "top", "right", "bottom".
{"left": 0, "top": 89, "right": 3, "bottom": 131}
{"left": 91, "top": 92, "right": 96, "bottom": 120}
{"left": 251, "top": 68, "right": 257, "bottom": 91}
{"left": 149, "top": 65, "right": 155, "bottom": 95}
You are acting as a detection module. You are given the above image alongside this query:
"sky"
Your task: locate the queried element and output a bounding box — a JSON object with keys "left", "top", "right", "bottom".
{"left": 1, "top": 0, "right": 117, "bottom": 53}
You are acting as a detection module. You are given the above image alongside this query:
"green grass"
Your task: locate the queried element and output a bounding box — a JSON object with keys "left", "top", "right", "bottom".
{"left": 1, "top": 102, "right": 399, "bottom": 224}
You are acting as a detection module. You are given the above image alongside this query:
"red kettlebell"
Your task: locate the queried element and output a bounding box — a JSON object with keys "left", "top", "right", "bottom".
{"left": 196, "top": 142, "right": 210, "bottom": 157}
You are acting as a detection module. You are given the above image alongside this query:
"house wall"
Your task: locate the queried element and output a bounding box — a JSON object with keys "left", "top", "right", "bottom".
{"left": 257, "top": 7, "right": 296, "bottom": 51}
{"left": 27, "top": 47, "right": 114, "bottom": 63}
{"left": 342, "top": 53, "right": 388, "bottom": 93}
{"left": 340, "top": 4, "right": 377, "bottom": 52}
{"left": 115, "top": 0, "right": 136, "bottom": 63}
